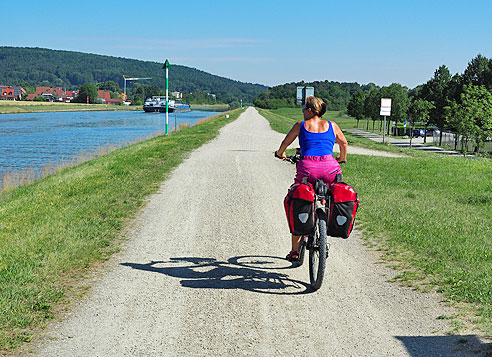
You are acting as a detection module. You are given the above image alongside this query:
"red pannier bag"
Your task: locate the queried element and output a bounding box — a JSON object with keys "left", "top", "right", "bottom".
{"left": 328, "top": 182, "right": 360, "bottom": 238}
{"left": 284, "top": 180, "right": 315, "bottom": 236}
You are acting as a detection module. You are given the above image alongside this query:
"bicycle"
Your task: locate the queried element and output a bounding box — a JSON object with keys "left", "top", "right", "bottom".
{"left": 276, "top": 149, "right": 333, "bottom": 291}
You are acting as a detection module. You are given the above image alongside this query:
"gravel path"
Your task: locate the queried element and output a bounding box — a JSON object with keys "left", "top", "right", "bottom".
{"left": 33, "top": 108, "right": 487, "bottom": 356}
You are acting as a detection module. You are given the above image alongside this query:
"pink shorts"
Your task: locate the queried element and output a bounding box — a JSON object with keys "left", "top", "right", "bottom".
{"left": 295, "top": 155, "right": 341, "bottom": 186}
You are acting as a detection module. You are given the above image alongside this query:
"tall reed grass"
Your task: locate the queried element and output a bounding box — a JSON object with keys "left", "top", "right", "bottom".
{"left": 0, "top": 130, "right": 172, "bottom": 192}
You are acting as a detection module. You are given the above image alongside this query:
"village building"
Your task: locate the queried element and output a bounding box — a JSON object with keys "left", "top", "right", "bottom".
{"left": 171, "top": 91, "right": 182, "bottom": 99}
{"left": 97, "top": 90, "right": 111, "bottom": 103}
{"left": 35, "top": 86, "right": 64, "bottom": 101}
{"left": 4, "top": 85, "right": 122, "bottom": 105}
{"left": 0, "top": 86, "right": 26, "bottom": 100}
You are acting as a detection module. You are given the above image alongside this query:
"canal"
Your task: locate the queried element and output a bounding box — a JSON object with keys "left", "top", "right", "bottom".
{"left": 0, "top": 110, "right": 221, "bottom": 185}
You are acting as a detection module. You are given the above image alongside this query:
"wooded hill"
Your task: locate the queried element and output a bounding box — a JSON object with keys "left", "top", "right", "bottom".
{"left": 253, "top": 80, "right": 376, "bottom": 110}
{"left": 0, "top": 47, "right": 267, "bottom": 105}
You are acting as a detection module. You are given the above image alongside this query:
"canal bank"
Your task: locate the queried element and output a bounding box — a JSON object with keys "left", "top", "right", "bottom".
{"left": 0, "top": 109, "right": 222, "bottom": 189}
{"left": 0, "top": 101, "right": 142, "bottom": 114}
{"left": 0, "top": 108, "right": 244, "bottom": 352}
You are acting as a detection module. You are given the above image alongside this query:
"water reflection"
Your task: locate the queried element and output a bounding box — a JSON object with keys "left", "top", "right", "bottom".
{"left": 0, "top": 110, "right": 220, "bottom": 180}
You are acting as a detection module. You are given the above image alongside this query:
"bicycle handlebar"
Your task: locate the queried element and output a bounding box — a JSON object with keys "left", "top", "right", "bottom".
{"left": 274, "top": 149, "right": 301, "bottom": 164}
{"left": 275, "top": 149, "right": 346, "bottom": 165}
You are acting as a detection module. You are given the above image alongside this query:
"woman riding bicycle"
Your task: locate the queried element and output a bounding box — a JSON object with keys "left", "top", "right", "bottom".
{"left": 275, "top": 96, "right": 348, "bottom": 262}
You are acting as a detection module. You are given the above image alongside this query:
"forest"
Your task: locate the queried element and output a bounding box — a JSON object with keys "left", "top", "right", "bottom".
{"left": 0, "top": 47, "right": 267, "bottom": 106}
{"left": 253, "top": 80, "right": 375, "bottom": 110}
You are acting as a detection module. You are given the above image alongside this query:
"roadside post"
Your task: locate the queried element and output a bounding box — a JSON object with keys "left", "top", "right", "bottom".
{"left": 163, "top": 59, "right": 170, "bottom": 135}
{"left": 380, "top": 98, "right": 392, "bottom": 143}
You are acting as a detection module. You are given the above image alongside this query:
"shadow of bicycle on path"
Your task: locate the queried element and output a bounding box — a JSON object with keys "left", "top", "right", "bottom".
{"left": 121, "top": 255, "right": 311, "bottom": 295}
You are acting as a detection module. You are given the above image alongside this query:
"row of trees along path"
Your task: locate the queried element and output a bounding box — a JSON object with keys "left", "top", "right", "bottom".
{"left": 347, "top": 54, "right": 492, "bottom": 155}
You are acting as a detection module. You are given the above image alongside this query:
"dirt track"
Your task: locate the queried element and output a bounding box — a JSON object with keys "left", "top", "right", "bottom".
{"left": 33, "top": 108, "right": 487, "bottom": 356}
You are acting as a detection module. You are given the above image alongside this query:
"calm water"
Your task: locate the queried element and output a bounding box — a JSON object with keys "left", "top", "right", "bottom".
{"left": 0, "top": 110, "right": 220, "bottom": 179}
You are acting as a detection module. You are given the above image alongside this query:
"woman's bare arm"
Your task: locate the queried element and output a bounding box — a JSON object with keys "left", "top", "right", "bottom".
{"left": 332, "top": 122, "right": 348, "bottom": 162}
{"left": 276, "top": 122, "right": 301, "bottom": 159}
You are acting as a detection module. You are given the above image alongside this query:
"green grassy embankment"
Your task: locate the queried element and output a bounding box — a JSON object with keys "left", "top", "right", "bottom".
{"left": 257, "top": 107, "right": 431, "bottom": 157}
{"left": 189, "top": 104, "right": 230, "bottom": 111}
{"left": 0, "top": 101, "right": 141, "bottom": 114}
{"left": 259, "top": 107, "right": 492, "bottom": 336}
{"left": 0, "top": 108, "right": 245, "bottom": 351}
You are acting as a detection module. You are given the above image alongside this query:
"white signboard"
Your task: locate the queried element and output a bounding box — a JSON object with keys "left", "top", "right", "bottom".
{"left": 296, "top": 86, "right": 315, "bottom": 105}
{"left": 380, "top": 98, "right": 392, "bottom": 116}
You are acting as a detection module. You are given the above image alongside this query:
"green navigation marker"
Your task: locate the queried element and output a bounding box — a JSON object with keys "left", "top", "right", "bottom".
{"left": 164, "top": 59, "right": 170, "bottom": 134}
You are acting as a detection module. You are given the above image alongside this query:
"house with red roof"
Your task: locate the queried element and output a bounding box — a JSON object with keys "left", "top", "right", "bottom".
{"left": 106, "top": 98, "right": 123, "bottom": 105}
{"left": 0, "top": 86, "right": 26, "bottom": 100}
{"left": 25, "top": 87, "right": 120, "bottom": 104}
{"left": 29, "top": 87, "right": 79, "bottom": 102}
{"left": 97, "top": 90, "right": 123, "bottom": 105}
{"left": 35, "top": 87, "right": 65, "bottom": 101}
{"left": 97, "top": 90, "right": 111, "bottom": 103}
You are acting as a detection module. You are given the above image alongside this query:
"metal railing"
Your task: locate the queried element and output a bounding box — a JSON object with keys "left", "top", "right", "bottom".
{"left": 433, "top": 130, "right": 492, "bottom": 154}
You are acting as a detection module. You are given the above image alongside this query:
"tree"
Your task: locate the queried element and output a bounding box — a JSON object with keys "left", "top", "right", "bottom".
{"left": 446, "top": 73, "right": 464, "bottom": 105}
{"left": 462, "top": 54, "right": 492, "bottom": 90}
{"left": 347, "top": 90, "right": 366, "bottom": 128}
{"left": 421, "top": 65, "right": 452, "bottom": 145}
{"left": 407, "top": 98, "right": 434, "bottom": 146}
{"left": 408, "top": 84, "right": 424, "bottom": 99}
{"left": 20, "top": 81, "right": 35, "bottom": 94}
{"left": 144, "top": 85, "right": 162, "bottom": 99}
{"left": 97, "top": 80, "right": 121, "bottom": 93}
{"left": 380, "top": 83, "right": 409, "bottom": 135}
{"left": 446, "top": 85, "right": 492, "bottom": 155}
{"left": 363, "top": 88, "right": 381, "bottom": 131}
{"left": 253, "top": 80, "right": 368, "bottom": 110}
{"left": 74, "top": 83, "right": 98, "bottom": 103}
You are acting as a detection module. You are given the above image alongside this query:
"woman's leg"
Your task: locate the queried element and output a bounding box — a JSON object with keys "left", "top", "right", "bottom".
{"left": 291, "top": 234, "right": 301, "bottom": 252}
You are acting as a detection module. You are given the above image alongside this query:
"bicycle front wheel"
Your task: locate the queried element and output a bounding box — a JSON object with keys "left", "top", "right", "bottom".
{"left": 297, "top": 236, "right": 307, "bottom": 267}
{"left": 309, "top": 210, "right": 327, "bottom": 291}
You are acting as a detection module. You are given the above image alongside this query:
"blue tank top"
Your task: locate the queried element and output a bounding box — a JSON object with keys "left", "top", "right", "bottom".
{"left": 299, "top": 121, "right": 335, "bottom": 156}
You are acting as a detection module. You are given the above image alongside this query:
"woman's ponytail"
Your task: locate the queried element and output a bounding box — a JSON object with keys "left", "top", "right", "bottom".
{"left": 319, "top": 102, "right": 327, "bottom": 117}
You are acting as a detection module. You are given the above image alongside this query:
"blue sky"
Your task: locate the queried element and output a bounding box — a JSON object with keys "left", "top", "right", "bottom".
{"left": 3, "top": 0, "right": 492, "bottom": 88}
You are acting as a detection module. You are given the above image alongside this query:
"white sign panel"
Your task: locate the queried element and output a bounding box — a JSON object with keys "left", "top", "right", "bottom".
{"left": 380, "top": 108, "right": 391, "bottom": 116}
{"left": 380, "top": 98, "right": 392, "bottom": 116}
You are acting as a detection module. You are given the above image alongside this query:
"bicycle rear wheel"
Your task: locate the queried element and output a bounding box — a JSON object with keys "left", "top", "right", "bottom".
{"left": 309, "top": 210, "right": 327, "bottom": 291}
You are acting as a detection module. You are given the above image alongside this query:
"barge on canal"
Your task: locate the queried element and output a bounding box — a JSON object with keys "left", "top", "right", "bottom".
{"left": 143, "top": 96, "right": 191, "bottom": 113}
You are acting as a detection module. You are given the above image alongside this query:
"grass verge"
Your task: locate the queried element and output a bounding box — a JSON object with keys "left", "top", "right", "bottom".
{"left": 258, "top": 107, "right": 492, "bottom": 336}
{"left": 0, "top": 108, "right": 245, "bottom": 351}
{"left": 256, "top": 108, "right": 430, "bottom": 157}
{"left": 189, "top": 104, "right": 230, "bottom": 111}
